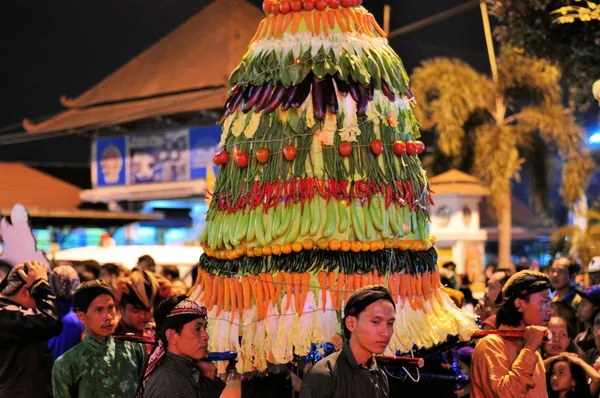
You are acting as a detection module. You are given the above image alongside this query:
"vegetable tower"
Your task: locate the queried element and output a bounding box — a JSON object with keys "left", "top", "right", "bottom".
{"left": 193, "top": 0, "right": 478, "bottom": 375}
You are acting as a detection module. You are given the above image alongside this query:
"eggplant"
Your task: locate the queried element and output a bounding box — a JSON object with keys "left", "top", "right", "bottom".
{"left": 323, "top": 76, "right": 338, "bottom": 114}
{"left": 357, "top": 84, "right": 369, "bottom": 116}
{"left": 368, "top": 79, "right": 375, "bottom": 101}
{"left": 228, "top": 86, "right": 244, "bottom": 114}
{"left": 242, "top": 85, "right": 263, "bottom": 113}
{"left": 333, "top": 75, "right": 349, "bottom": 96}
{"left": 348, "top": 80, "right": 361, "bottom": 103}
{"left": 381, "top": 78, "right": 396, "bottom": 102}
{"left": 291, "top": 73, "right": 312, "bottom": 108}
{"left": 406, "top": 89, "right": 414, "bottom": 100}
{"left": 281, "top": 85, "right": 298, "bottom": 111}
{"left": 224, "top": 84, "right": 240, "bottom": 110}
{"left": 262, "top": 82, "right": 286, "bottom": 113}
{"left": 254, "top": 80, "right": 275, "bottom": 113}
{"left": 312, "top": 76, "right": 326, "bottom": 120}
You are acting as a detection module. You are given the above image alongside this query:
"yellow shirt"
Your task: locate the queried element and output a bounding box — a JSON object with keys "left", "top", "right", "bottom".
{"left": 471, "top": 332, "right": 547, "bottom": 398}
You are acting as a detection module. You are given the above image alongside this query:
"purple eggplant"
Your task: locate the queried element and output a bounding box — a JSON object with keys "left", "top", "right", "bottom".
{"left": 228, "top": 86, "right": 244, "bottom": 114}
{"left": 292, "top": 74, "right": 312, "bottom": 108}
{"left": 323, "top": 76, "right": 338, "bottom": 114}
{"left": 333, "top": 75, "right": 349, "bottom": 96}
{"left": 242, "top": 85, "right": 264, "bottom": 113}
{"left": 254, "top": 80, "right": 275, "bottom": 113}
{"left": 281, "top": 85, "right": 298, "bottom": 111}
{"left": 381, "top": 79, "right": 396, "bottom": 102}
{"left": 312, "top": 76, "right": 326, "bottom": 120}
{"left": 368, "top": 80, "right": 375, "bottom": 101}
{"left": 349, "top": 80, "right": 361, "bottom": 103}
{"left": 263, "top": 82, "right": 286, "bottom": 113}
{"left": 357, "top": 84, "right": 369, "bottom": 116}
{"left": 224, "top": 84, "right": 240, "bottom": 110}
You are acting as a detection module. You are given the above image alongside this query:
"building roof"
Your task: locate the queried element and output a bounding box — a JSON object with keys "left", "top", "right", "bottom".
{"left": 429, "top": 169, "right": 490, "bottom": 196}
{"left": 23, "top": 0, "right": 264, "bottom": 134}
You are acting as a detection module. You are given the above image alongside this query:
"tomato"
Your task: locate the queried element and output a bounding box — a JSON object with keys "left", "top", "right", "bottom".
{"left": 213, "top": 153, "right": 222, "bottom": 165}
{"left": 303, "top": 0, "right": 316, "bottom": 11}
{"left": 370, "top": 139, "right": 383, "bottom": 155}
{"left": 283, "top": 145, "right": 297, "bottom": 161}
{"left": 355, "top": 0, "right": 362, "bottom": 4}
{"left": 279, "top": 0, "right": 291, "bottom": 14}
{"left": 213, "top": 151, "right": 229, "bottom": 165}
{"left": 392, "top": 140, "right": 406, "bottom": 156}
{"left": 256, "top": 148, "right": 270, "bottom": 164}
{"left": 262, "top": 0, "right": 272, "bottom": 14}
{"left": 340, "top": 0, "right": 353, "bottom": 6}
{"left": 235, "top": 152, "right": 249, "bottom": 168}
{"left": 271, "top": 1, "right": 281, "bottom": 15}
{"left": 290, "top": 0, "right": 302, "bottom": 11}
{"left": 315, "top": 0, "right": 328, "bottom": 11}
{"left": 328, "top": 0, "right": 340, "bottom": 8}
{"left": 339, "top": 141, "right": 352, "bottom": 157}
{"left": 406, "top": 141, "right": 424, "bottom": 155}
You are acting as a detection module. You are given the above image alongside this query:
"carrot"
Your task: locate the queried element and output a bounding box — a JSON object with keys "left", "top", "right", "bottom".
{"left": 250, "top": 19, "right": 265, "bottom": 43}
{"left": 373, "top": 268, "right": 379, "bottom": 285}
{"left": 313, "top": 12, "right": 321, "bottom": 35}
{"left": 285, "top": 272, "right": 294, "bottom": 311}
{"left": 388, "top": 273, "right": 399, "bottom": 299}
{"left": 303, "top": 11, "right": 314, "bottom": 34}
{"left": 254, "top": 276, "right": 266, "bottom": 320}
{"left": 345, "top": 274, "right": 354, "bottom": 302}
{"left": 291, "top": 12, "right": 302, "bottom": 34}
{"left": 203, "top": 274, "right": 213, "bottom": 307}
{"left": 229, "top": 277, "right": 237, "bottom": 318}
{"left": 367, "top": 271, "right": 373, "bottom": 286}
{"left": 336, "top": 272, "right": 345, "bottom": 310}
{"left": 318, "top": 271, "right": 328, "bottom": 312}
{"left": 334, "top": 9, "right": 347, "bottom": 33}
{"left": 280, "top": 12, "right": 293, "bottom": 36}
{"left": 415, "top": 274, "right": 423, "bottom": 296}
{"left": 354, "top": 273, "right": 362, "bottom": 291}
{"left": 379, "top": 275, "right": 385, "bottom": 287}
{"left": 399, "top": 273, "right": 408, "bottom": 302}
{"left": 322, "top": 12, "right": 329, "bottom": 35}
{"left": 349, "top": 9, "right": 361, "bottom": 31}
{"left": 274, "top": 272, "right": 284, "bottom": 305}
{"left": 190, "top": 268, "right": 204, "bottom": 297}
{"left": 341, "top": 9, "right": 353, "bottom": 31}
{"left": 259, "top": 273, "right": 270, "bottom": 308}
{"left": 274, "top": 13, "right": 284, "bottom": 38}
{"left": 361, "top": 273, "right": 369, "bottom": 289}
{"left": 235, "top": 279, "right": 244, "bottom": 317}
{"left": 223, "top": 278, "right": 231, "bottom": 313}
{"left": 216, "top": 276, "right": 224, "bottom": 316}
{"left": 265, "top": 273, "right": 276, "bottom": 306}
{"left": 267, "top": 16, "right": 276, "bottom": 38}
{"left": 328, "top": 272, "right": 336, "bottom": 310}
{"left": 292, "top": 273, "right": 302, "bottom": 313}
{"left": 242, "top": 276, "right": 251, "bottom": 310}
{"left": 327, "top": 10, "right": 336, "bottom": 31}
{"left": 298, "top": 272, "right": 311, "bottom": 314}
{"left": 372, "top": 15, "right": 387, "bottom": 37}
{"left": 208, "top": 275, "right": 219, "bottom": 310}
{"left": 422, "top": 271, "right": 431, "bottom": 296}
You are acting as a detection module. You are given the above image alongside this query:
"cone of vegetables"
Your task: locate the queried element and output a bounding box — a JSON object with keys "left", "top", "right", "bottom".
{"left": 191, "top": 0, "right": 478, "bottom": 375}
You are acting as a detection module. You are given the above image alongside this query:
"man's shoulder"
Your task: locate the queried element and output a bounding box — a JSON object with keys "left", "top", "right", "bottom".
{"left": 305, "top": 350, "right": 343, "bottom": 377}
{"left": 473, "top": 334, "right": 508, "bottom": 353}
{"left": 55, "top": 342, "right": 87, "bottom": 364}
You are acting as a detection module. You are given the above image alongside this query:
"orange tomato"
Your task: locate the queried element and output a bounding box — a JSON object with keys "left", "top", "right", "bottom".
{"left": 350, "top": 241, "right": 362, "bottom": 253}
{"left": 317, "top": 237, "right": 329, "bottom": 250}
{"left": 292, "top": 242, "right": 303, "bottom": 252}
{"left": 302, "top": 238, "right": 314, "bottom": 250}
{"left": 271, "top": 244, "right": 281, "bottom": 255}
{"left": 281, "top": 243, "right": 293, "bottom": 254}
{"left": 329, "top": 238, "right": 341, "bottom": 251}
{"left": 341, "top": 240, "right": 351, "bottom": 252}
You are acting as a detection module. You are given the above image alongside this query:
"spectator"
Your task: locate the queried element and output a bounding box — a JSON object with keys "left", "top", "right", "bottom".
{"left": 575, "top": 286, "right": 600, "bottom": 352}
{"left": 459, "top": 275, "right": 475, "bottom": 313}
{"left": 585, "top": 308, "right": 600, "bottom": 368}
{"left": 546, "top": 354, "right": 600, "bottom": 398}
{"left": 74, "top": 260, "right": 101, "bottom": 282}
{"left": 48, "top": 265, "right": 84, "bottom": 361}
{"left": 170, "top": 280, "right": 188, "bottom": 296}
{"left": 99, "top": 262, "right": 123, "bottom": 282}
{"left": 0, "top": 261, "right": 62, "bottom": 398}
{"left": 115, "top": 269, "right": 158, "bottom": 337}
{"left": 550, "top": 257, "right": 581, "bottom": 311}
{"left": 137, "top": 255, "right": 156, "bottom": 273}
{"left": 542, "top": 315, "right": 586, "bottom": 364}
{"left": 160, "top": 265, "right": 180, "bottom": 281}
{"left": 587, "top": 257, "right": 600, "bottom": 287}
{"left": 484, "top": 263, "right": 498, "bottom": 284}
{"left": 474, "top": 268, "right": 513, "bottom": 330}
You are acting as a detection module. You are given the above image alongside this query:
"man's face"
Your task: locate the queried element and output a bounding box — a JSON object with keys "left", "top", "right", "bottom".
{"left": 577, "top": 298, "right": 596, "bottom": 323}
{"left": 77, "top": 294, "right": 116, "bottom": 339}
{"left": 347, "top": 299, "right": 396, "bottom": 355}
{"left": 550, "top": 259, "right": 571, "bottom": 290}
{"left": 518, "top": 289, "right": 553, "bottom": 327}
{"left": 545, "top": 317, "right": 570, "bottom": 356}
{"left": 121, "top": 303, "right": 152, "bottom": 333}
{"left": 485, "top": 272, "right": 506, "bottom": 306}
{"left": 169, "top": 318, "right": 209, "bottom": 361}
{"left": 99, "top": 270, "right": 115, "bottom": 283}
{"left": 137, "top": 260, "right": 155, "bottom": 273}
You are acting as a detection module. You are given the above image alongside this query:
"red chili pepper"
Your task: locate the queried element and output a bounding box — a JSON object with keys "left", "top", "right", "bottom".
{"left": 385, "top": 185, "right": 393, "bottom": 209}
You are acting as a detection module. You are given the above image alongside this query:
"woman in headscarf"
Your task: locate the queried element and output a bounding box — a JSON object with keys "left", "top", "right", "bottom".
{"left": 138, "top": 295, "right": 226, "bottom": 398}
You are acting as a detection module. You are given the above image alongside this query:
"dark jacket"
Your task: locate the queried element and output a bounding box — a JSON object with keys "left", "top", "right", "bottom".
{"left": 300, "top": 342, "right": 389, "bottom": 398}
{"left": 0, "top": 279, "right": 63, "bottom": 398}
{"left": 142, "top": 352, "right": 226, "bottom": 398}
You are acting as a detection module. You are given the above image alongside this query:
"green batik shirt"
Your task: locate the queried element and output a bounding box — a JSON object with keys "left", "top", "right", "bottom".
{"left": 52, "top": 332, "right": 147, "bottom": 398}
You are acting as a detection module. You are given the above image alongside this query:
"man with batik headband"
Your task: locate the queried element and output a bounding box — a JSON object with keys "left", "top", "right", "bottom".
{"left": 116, "top": 269, "right": 159, "bottom": 336}
{"left": 471, "top": 270, "right": 554, "bottom": 398}
{"left": 0, "top": 261, "right": 62, "bottom": 398}
{"left": 138, "top": 295, "right": 226, "bottom": 398}
{"left": 52, "top": 280, "right": 146, "bottom": 398}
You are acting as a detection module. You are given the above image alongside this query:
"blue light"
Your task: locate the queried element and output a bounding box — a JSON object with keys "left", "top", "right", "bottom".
{"left": 590, "top": 131, "right": 600, "bottom": 145}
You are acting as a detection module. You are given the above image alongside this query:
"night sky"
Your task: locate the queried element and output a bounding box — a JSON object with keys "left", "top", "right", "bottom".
{"left": 0, "top": 0, "right": 489, "bottom": 187}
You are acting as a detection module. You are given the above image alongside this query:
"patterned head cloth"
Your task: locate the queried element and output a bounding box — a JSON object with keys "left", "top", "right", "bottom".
{"left": 121, "top": 269, "right": 158, "bottom": 311}
{"left": 0, "top": 264, "right": 27, "bottom": 296}
{"left": 136, "top": 295, "right": 207, "bottom": 398}
{"left": 50, "top": 265, "right": 80, "bottom": 301}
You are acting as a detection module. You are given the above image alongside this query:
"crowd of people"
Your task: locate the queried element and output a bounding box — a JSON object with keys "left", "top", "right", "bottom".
{"left": 2, "top": 254, "right": 600, "bottom": 397}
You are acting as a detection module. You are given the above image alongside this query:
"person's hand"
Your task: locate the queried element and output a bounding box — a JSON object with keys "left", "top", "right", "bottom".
{"left": 17, "top": 261, "right": 48, "bottom": 286}
{"left": 593, "top": 357, "right": 600, "bottom": 372}
{"left": 562, "top": 352, "right": 584, "bottom": 366}
{"left": 523, "top": 325, "right": 547, "bottom": 351}
{"left": 474, "top": 300, "right": 488, "bottom": 319}
{"left": 197, "top": 360, "right": 217, "bottom": 380}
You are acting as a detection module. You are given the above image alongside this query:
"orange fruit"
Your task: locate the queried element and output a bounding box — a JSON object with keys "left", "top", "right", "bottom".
{"left": 329, "top": 238, "right": 341, "bottom": 251}
{"left": 292, "top": 242, "right": 303, "bottom": 252}
{"left": 302, "top": 238, "right": 314, "bottom": 250}
{"left": 392, "top": 238, "right": 402, "bottom": 249}
{"left": 383, "top": 238, "right": 393, "bottom": 249}
{"left": 262, "top": 246, "right": 273, "bottom": 256}
{"left": 350, "top": 241, "right": 362, "bottom": 253}
{"left": 317, "top": 237, "right": 329, "bottom": 250}
{"left": 226, "top": 251, "right": 234, "bottom": 261}
{"left": 239, "top": 247, "right": 247, "bottom": 256}
{"left": 247, "top": 247, "right": 256, "bottom": 257}
{"left": 370, "top": 240, "right": 384, "bottom": 251}
{"left": 361, "top": 241, "right": 370, "bottom": 252}
{"left": 341, "top": 240, "right": 351, "bottom": 252}
{"left": 281, "top": 243, "right": 293, "bottom": 254}
{"left": 399, "top": 240, "right": 410, "bottom": 250}
{"left": 271, "top": 244, "right": 281, "bottom": 255}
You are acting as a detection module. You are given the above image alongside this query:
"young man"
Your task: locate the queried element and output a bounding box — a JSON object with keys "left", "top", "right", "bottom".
{"left": 300, "top": 286, "right": 396, "bottom": 398}
{"left": 474, "top": 268, "right": 514, "bottom": 330}
{"left": 52, "top": 280, "right": 147, "bottom": 398}
{"left": 550, "top": 256, "right": 581, "bottom": 310}
{"left": 575, "top": 286, "right": 600, "bottom": 351}
{"left": 115, "top": 269, "right": 158, "bottom": 336}
{"left": 137, "top": 295, "right": 226, "bottom": 398}
{"left": 0, "top": 261, "right": 62, "bottom": 398}
{"left": 471, "top": 270, "right": 553, "bottom": 397}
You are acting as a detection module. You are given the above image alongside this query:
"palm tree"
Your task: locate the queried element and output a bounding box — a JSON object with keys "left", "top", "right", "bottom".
{"left": 551, "top": 203, "right": 600, "bottom": 267}
{"left": 410, "top": 47, "right": 594, "bottom": 268}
